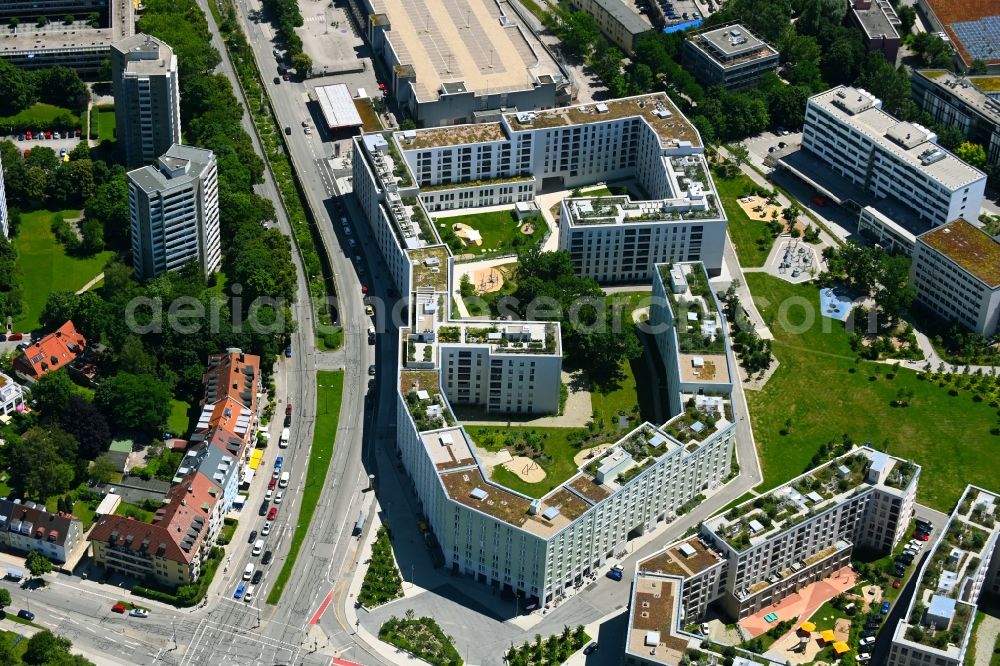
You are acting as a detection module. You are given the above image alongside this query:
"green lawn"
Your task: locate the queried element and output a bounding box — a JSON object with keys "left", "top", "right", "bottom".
{"left": 744, "top": 274, "right": 1000, "bottom": 511}
{"left": 715, "top": 174, "right": 775, "bottom": 267}
{"left": 0, "top": 628, "right": 29, "bottom": 660}
{"left": 439, "top": 209, "right": 546, "bottom": 257}
{"left": 95, "top": 106, "right": 116, "bottom": 143}
{"left": 12, "top": 209, "right": 112, "bottom": 331}
{"left": 0, "top": 102, "right": 80, "bottom": 130}
{"left": 115, "top": 502, "right": 153, "bottom": 523}
{"left": 168, "top": 399, "right": 191, "bottom": 437}
{"left": 267, "top": 370, "right": 344, "bottom": 605}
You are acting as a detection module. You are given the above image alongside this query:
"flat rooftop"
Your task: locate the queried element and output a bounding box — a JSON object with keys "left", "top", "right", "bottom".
{"left": 594, "top": 0, "right": 651, "bottom": 35}
{"left": 0, "top": 0, "right": 132, "bottom": 55}
{"left": 438, "top": 322, "right": 560, "bottom": 356}
{"left": 924, "top": 0, "right": 1000, "bottom": 66}
{"left": 640, "top": 536, "right": 724, "bottom": 578}
{"left": 402, "top": 122, "right": 508, "bottom": 150}
{"left": 368, "top": 0, "right": 561, "bottom": 103}
{"left": 851, "top": 2, "right": 900, "bottom": 40}
{"left": 918, "top": 219, "right": 1000, "bottom": 288}
{"left": 810, "top": 86, "right": 986, "bottom": 191}
{"left": 626, "top": 576, "right": 691, "bottom": 665}
{"left": 408, "top": 246, "right": 450, "bottom": 292}
{"left": 689, "top": 24, "right": 778, "bottom": 66}
{"left": 422, "top": 427, "right": 476, "bottom": 471}
{"left": 504, "top": 93, "right": 701, "bottom": 148}
{"left": 915, "top": 70, "right": 1000, "bottom": 125}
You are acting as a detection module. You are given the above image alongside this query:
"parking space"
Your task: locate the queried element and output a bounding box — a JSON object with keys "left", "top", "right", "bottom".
{"left": 744, "top": 129, "right": 802, "bottom": 172}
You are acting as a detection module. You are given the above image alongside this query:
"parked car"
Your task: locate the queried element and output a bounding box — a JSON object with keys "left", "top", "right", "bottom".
{"left": 129, "top": 608, "right": 149, "bottom": 618}
{"left": 916, "top": 532, "right": 930, "bottom": 541}
{"left": 17, "top": 134, "right": 24, "bottom": 141}
{"left": 25, "top": 131, "right": 31, "bottom": 140}
{"left": 112, "top": 603, "right": 126, "bottom": 614}
{"left": 275, "top": 455, "right": 284, "bottom": 468}
{"left": 268, "top": 477, "right": 277, "bottom": 490}
{"left": 247, "top": 529, "right": 258, "bottom": 544}
{"left": 583, "top": 642, "right": 598, "bottom": 655}
{"left": 0, "top": 334, "right": 5, "bottom": 342}
{"left": 880, "top": 601, "right": 891, "bottom": 614}
{"left": 606, "top": 568, "right": 623, "bottom": 581}
{"left": 258, "top": 500, "right": 268, "bottom": 517}
{"left": 361, "top": 284, "right": 368, "bottom": 294}
{"left": 53, "top": 131, "right": 60, "bottom": 139}
{"left": 284, "top": 344, "right": 292, "bottom": 358}
{"left": 368, "top": 364, "right": 376, "bottom": 376}
{"left": 365, "top": 305, "right": 374, "bottom": 316}
{"left": 275, "top": 491, "right": 283, "bottom": 504}
{"left": 267, "top": 507, "right": 277, "bottom": 520}
{"left": 17, "top": 609, "right": 34, "bottom": 621}
{"left": 7, "top": 332, "right": 22, "bottom": 341}
{"left": 274, "top": 77, "right": 281, "bottom": 85}
{"left": 265, "top": 489, "right": 273, "bottom": 501}
{"left": 282, "top": 73, "right": 289, "bottom": 81}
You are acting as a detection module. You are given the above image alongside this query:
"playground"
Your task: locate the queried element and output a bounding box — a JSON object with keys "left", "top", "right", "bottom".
{"left": 501, "top": 456, "right": 546, "bottom": 483}
{"left": 470, "top": 265, "right": 505, "bottom": 294}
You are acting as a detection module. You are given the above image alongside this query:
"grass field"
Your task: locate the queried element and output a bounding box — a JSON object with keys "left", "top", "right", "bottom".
{"left": 715, "top": 174, "right": 775, "bottom": 267}
{"left": 95, "top": 106, "right": 116, "bottom": 143}
{"left": 744, "top": 273, "right": 1000, "bottom": 511}
{"left": 168, "top": 399, "right": 192, "bottom": 436}
{"left": 439, "top": 209, "right": 546, "bottom": 256}
{"left": 115, "top": 502, "right": 153, "bottom": 523}
{"left": 266, "top": 370, "right": 344, "bottom": 605}
{"left": 0, "top": 629, "right": 29, "bottom": 659}
{"left": 0, "top": 102, "right": 80, "bottom": 130}
{"left": 12, "top": 209, "right": 112, "bottom": 331}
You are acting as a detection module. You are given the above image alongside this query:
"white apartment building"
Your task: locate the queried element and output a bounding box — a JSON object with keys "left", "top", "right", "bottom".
{"left": 888, "top": 485, "right": 1000, "bottom": 666}
{"left": 0, "top": 372, "right": 25, "bottom": 417}
{"left": 0, "top": 150, "right": 8, "bottom": 237}
{"left": 127, "top": 144, "right": 221, "bottom": 280}
{"left": 911, "top": 219, "right": 1000, "bottom": 337}
{"left": 701, "top": 447, "right": 919, "bottom": 619}
{"left": 650, "top": 262, "right": 735, "bottom": 417}
{"left": 111, "top": 34, "right": 181, "bottom": 168}
{"left": 802, "top": 86, "right": 986, "bottom": 230}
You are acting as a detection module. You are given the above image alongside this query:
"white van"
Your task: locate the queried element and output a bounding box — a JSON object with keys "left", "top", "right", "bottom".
{"left": 279, "top": 471, "right": 290, "bottom": 488}
{"left": 244, "top": 585, "right": 255, "bottom": 602}
{"left": 279, "top": 428, "right": 290, "bottom": 448}
{"left": 252, "top": 539, "right": 264, "bottom": 556}
{"left": 243, "top": 563, "right": 254, "bottom": 580}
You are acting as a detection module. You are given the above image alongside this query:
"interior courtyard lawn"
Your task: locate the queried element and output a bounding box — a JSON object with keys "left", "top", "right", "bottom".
{"left": 744, "top": 273, "right": 1000, "bottom": 511}
{"left": 439, "top": 209, "right": 545, "bottom": 255}
{"left": 12, "top": 209, "right": 112, "bottom": 331}
{"left": 714, "top": 173, "right": 776, "bottom": 268}
{"left": 168, "top": 399, "right": 192, "bottom": 436}
{"left": 96, "top": 106, "right": 116, "bottom": 143}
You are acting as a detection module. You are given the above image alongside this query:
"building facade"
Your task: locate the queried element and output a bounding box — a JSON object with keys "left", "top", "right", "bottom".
{"left": 888, "top": 485, "right": 1000, "bottom": 666}
{"left": 0, "top": 500, "right": 83, "bottom": 564}
{"left": 566, "top": 0, "right": 651, "bottom": 53}
{"left": 911, "top": 70, "right": 1000, "bottom": 172}
{"left": 681, "top": 25, "right": 779, "bottom": 91}
{"left": 910, "top": 219, "right": 1000, "bottom": 337}
{"left": 802, "top": 86, "right": 986, "bottom": 229}
{"left": 0, "top": 372, "right": 25, "bottom": 417}
{"left": 127, "top": 144, "right": 221, "bottom": 280}
{"left": 111, "top": 34, "right": 182, "bottom": 168}
{"left": 0, "top": 149, "right": 8, "bottom": 237}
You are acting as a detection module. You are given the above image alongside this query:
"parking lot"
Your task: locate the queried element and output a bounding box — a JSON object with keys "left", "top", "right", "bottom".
{"left": 3, "top": 132, "right": 84, "bottom": 158}
{"left": 744, "top": 129, "right": 803, "bottom": 171}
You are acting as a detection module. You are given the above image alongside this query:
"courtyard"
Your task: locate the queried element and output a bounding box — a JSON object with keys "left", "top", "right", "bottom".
{"left": 432, "top": 207, "right": 547, "bottom": 259}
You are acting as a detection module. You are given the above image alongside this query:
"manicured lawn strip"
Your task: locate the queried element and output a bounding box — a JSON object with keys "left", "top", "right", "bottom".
{"left": 743, "top": 274, "right": 999, "bottom": 511}
{"left": 115, "top": 502, "right": 153, "bottom": 522}
{"left": 0, "top": 628, "right": 29, "bottom": 660}
{"left": 96, "top": 107, "right": 116, "bottom": 143}
{"left": 266, "top": 370, "right": 343, "bottom": 605}
{"left": 439, "top": 209, "right": 545, "bottom": 257}
{"left": 12, "top": 209, "right": 112, "bottom": 331}
{"left": 715, "top": 174, "right": 775, "bottom": 267}
{"left": 472, "top": 426, "right": 584, "bottom": 498}
{"left": 168, "top": 399, "right": 191, "bottom": 436}
{"left": 0, "top": 102, "right": 80, "bottom": 130}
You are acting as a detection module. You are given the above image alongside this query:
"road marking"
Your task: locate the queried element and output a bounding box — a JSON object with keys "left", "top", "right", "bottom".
{"left": 308, "top": 588, "right": 335, "bottom": 624}
{"left": 86, "top": 626, "right": 97, "bottom": 633}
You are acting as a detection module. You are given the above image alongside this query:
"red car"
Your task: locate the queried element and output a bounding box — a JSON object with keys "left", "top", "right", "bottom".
{"left": 267, "top": 507, "right": 277, "bottom": 520}
{"left": 23, "top": 149, "right": 29, "bottom": 157}
{"left": 282, "top": 73, "right": 289, "bottom": 81}
{"left": 44, "top": 131, "right": 52, "bottom": 139}
{"left": 917, "top": 533, "right": 930, "bottom": 541}
{"left": 810, "top": 194, "right": 827, "bottom": 207}
{"left": 75, "top": 128, "right": 81, "bottom": 137}
{"left": 378, "top": 82, "right": 387, "bottom": 92}
{"left": 112, "top": 603, "right": 127, "bottom": 614}
{"left": 285, "top": 403, "right": 293, "bottom": 417}
{"left": 268, "top": 477, "right": 277, "bottom": 490}
{"left": 25, "top": 131, "right": 32, "bottom": 140}
{"left": 361, "top": 285, "right": 368, "bottom": 294}
{"left": 7, "top": 333, "right": 22, "bottom": 341}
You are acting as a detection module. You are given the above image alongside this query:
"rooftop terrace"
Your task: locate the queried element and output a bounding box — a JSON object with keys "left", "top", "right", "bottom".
{"left": 640, "top": 536, "right": 725, "bottom": 578}
{"left": 436, "top": 322, "right": 561, "bottom": 356}
{"left": 503, "top": 94, "right": 701, "bottom": 148}
{"left": 401, "top": 122, "right": 508, "bottom": 150}
{"left": 408, "top": 246, "right": 451, "bottom": 292}
{"left": 626, "top": 576, "right": 692, "bottom": 665}
{"left": 918, "top": 218, "right": 1000, "bottom": 288}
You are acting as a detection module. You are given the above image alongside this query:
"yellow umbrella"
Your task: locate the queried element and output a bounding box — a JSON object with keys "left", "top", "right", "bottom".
{"left": 819, "top": 629, "right": 836, "bottom": 643}
{"left": 800, "top": 621, "right": 816, "bottom": 633}
{"left": 833, "top": 641, "right": 850, "bottom": 654}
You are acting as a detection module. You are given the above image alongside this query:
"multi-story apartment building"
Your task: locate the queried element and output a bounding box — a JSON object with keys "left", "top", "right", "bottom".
{"left": 111, "top": 34, "right": 182, "bottom": 168}
{"left": 0, "top": 150, "right": 8, "bottom": 237}
{"left": 681, "top": 25, "right": 779, "bottom": 91}
{"left": 910, "top": 219, "right": 1000, "bottom": 337}
{"left": 566, "top": 0, "right": 651, "bottom": 53}
{"left": 354, "top": 0, "right": 569, "bottom": 128}
{"left": 0, "top": 0, "right": 133, "bottom": 73}
{"left": 127, "top": 144, "right": 221, "bottom": 280}
{"left": 802, "top": 86, "right": 986, "bottom": 233}
{"left": 354, "top": 93, "right": 727, "bottom": 285}
{"left": 650, "top": 262, "right": 735, "bottom": 417}
{"left": 847, "top": 0, "right": 901, "bottom": 63}
{"left": 0, "top": 500, "right": 83, "bottom": 564}
{"left": 0, "top": 372, "right": 25, "bottom": 417}
{"left": 701, "top": 447, "right": 918, "bottom": 619}
{"left": 175, "top": 443, "right": 240, "bottom": 518}
{"left": 888, "top": 485, "right": 1000, "bottom": 666}
{"left": 911, "top": 70, "right": 1000, "bottom": 172}
{"left": 189, "top": 349, "right": 262, "bottom": 464}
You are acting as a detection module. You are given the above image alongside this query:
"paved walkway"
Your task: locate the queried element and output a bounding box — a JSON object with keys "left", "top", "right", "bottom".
{"left": 974, "top": 610, "right": 1000, "bottom": 666}
{"left": 75, "top": 272, "right": 104, "bottom": 295}
{"left": 741, "top": 566, "right": 856, "bottom": 640}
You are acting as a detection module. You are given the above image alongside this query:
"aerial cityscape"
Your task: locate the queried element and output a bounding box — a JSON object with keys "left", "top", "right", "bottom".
{"left": 0, "top": 0, "right": 998, "bottom": 664}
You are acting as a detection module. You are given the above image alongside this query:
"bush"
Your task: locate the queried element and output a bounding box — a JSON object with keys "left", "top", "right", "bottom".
{"left": 358, "top": 527, "right": 403, "bottom": 607}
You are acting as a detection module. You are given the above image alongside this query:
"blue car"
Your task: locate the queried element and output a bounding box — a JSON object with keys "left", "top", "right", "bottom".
{"left": 275, "top": 456, "right": 283, "bottom": 469}
{"left": 284, "top": 344, "right": 292, "bottom": 358}
{"left": 234, "top": 583, "right": 246, "bottom": 600}
{"left": 881, "top": 601, "right": 890, "bottom": 614}
{"left": 606, "top": 569, "right": 623, "bottom": 581}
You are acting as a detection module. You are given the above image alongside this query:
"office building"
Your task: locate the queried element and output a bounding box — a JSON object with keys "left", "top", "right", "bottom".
{"left": 681, "top": 25, "right": 779, "bottom": 91}
{"left": 650, "top": 262, "right": 735, "bottom": 418}
{"left": 566, "top": 0, "right": 652, "bottom": 53}
{"left": 848, "top": 0, "right": 901, "bottom": 63}
{"left": 0, "top": 372, "right": 26, "bottom": 417}
{"left": 911, "top": 219, "right": 1000, "bottom": 337}
{"left": 888, "top": 485, "right": 1000, "bottom": 666}
{"left": 127, "top": 144, "right": 221, "bottom": 280}
{"left": 0, "top": 0, "right": 134, "bottom": 73}
{"left": 800, "top": 86, "right": 986, "bottom": 240}
{"left": 916, "top": 0, "right": 1000, "bottom": 73}
{"left": 911, "top": 70, "right": 1000, "bottom": 171}
{"left": 111, "top": 33, "right": 182, "bottom": 168}
{"left": 0, "top": 500, "right": 83, "bottom": 564}
{"left": 12, "top": 320, "right": 87, "bottom": 383}
{"left": 0, "top": 150, "right": 8, "bottom": 237}
{"left": 355, "top": 0, "right": 570, "bottom": 127}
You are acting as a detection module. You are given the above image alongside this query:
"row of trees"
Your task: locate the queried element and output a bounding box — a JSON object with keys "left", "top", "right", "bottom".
{"left": 259, "top": 0, "right": 310, "bottom": 75}
{"left": 0, "top": 141, "right": 119, "bottom": 215}
{"left": 721, "top": 283, "right": 774, "bottom": 376}
{"left": 0, "top": 61, "right": 88, "bottom": 116}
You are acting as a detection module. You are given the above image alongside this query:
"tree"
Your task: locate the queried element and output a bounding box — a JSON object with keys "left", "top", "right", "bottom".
{"left": 0, "top": 58, "right": 35, "bottom": 115}
{"left": 290, "top": 52, "right": 312, "bottom": 77}
{"left": 94, "top": 372, "right": 172, "bottom": 433}
{"left": 84, "top": 176, "right": 129, "bottom": 247}
{"left": 60, "top": 395, "right": 112, "bottom": 459}
{"left": 9, "top": 17, "right": 19, "bottom": 29}
{"left": 969, "top": 58, "right": 988, "bottom": 75}
{"left": 4, "top": 428, "right": 78, "bottom": 500}
{"left": 897, "top": 5, "right": 916, "bottom": 34}
{"left": 729, "top": 144, "right": 750, "bottom": 169}
{"left": 31, "top": 369, "right": 76, "bottom": 417}
{"left": 0, "top": 587, "right": 9, "bottom": 614}
{"left": 23, "top": 629, "right": 94, "bottom": 666}
{"left": 558, "top": 11, "right": 601, "bottom": 59}
{"left": 89, "top": 454, "right": 118, "bottom": 485}
{"left": 911, "top": 32, "right": 954, "bottom": 69}
{"left": 955, "top": 142, "right": 987, "bottom": 169}
{"left": 935, "top": 125, "right": 966, "bottom": 151}
{"left": 26, "top": 551, "right": 54, "bottom": 578}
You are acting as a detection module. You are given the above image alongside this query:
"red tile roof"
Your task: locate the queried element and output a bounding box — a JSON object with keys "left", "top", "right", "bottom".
{"left": 14, "top": 321, "right": 87, "bottom": 380}
{"left": 201, "top": 351, "right": 260, "bottom": 412}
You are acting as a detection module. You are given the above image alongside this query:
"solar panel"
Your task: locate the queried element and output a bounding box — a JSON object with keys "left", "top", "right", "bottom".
{"left": 950, "top": 16, "right": 1000, "bottom": 62}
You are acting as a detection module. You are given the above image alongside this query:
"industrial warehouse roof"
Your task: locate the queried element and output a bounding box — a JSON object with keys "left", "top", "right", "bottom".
{"left": 315, "top": 84, "right": 363, "bottom": 130}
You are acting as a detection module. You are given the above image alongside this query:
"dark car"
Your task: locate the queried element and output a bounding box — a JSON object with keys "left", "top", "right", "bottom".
{"left": 259, "top": 500, "right": 269, "bottom": 517}
{"left": 247, "top": 529, "right": 258, "bottom": 544}
{"left": 284, "top": 413, "right": 291, "bottom": 427}
{"left": 251, "top": 570, "right": 264, "bottom": 584}
{"left": 284, "top": 344, "right": 292, "bottom": 358}
{"left": 0, "top": 334, "right": 5, "bottom": 342}
{"left": 861, "top": 630, "right": 876, "bottom": 639}
{"left": 368, "top": 364, "right": 376, "bottom": 376}
{"left": 606, "top": 569, "right": 623, "bottom": 581}
{"left": 17, "top": 609, "right": 34, "bottom": 621}
{"left": 284, "top": 126, "right": 291, "bottom": 135}
{"left": 261, "top": 550, "right": 273, "bottom": 565}
{"left": 583, "top": 642, "right": 598, "bottom": 655}
{"left": 273, "top": 76, "right": 281, "bottom": 84}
